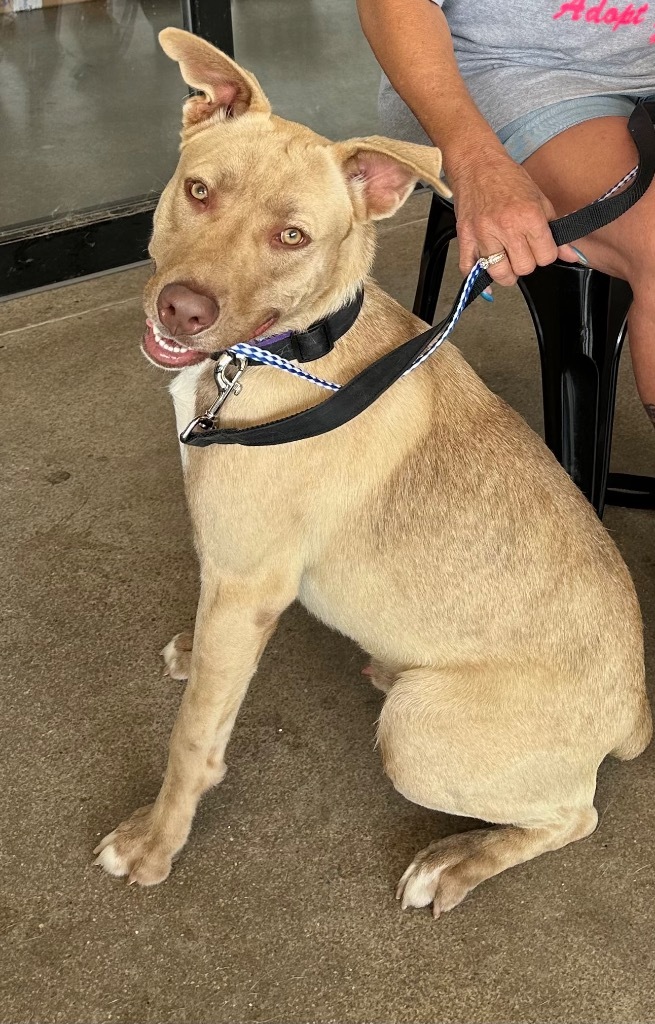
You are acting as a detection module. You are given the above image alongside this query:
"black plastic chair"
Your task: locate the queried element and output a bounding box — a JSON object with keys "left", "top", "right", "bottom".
{"left": 414, "top": 191, "right": 655, "bottom": 517}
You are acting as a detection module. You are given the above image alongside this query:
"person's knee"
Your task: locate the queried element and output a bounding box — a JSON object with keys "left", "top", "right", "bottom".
{"left": 629, "top": 262, "right": 655, "bottom": 307}
{"left": 611, "top": 200, "right": 655, "bottom": 290}
{"left": 579, "top": 187, "right": 655, "bottom": 289}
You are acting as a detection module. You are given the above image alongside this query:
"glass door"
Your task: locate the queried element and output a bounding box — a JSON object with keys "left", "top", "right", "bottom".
{"left": 0, "top": 0, "right": 232, "bottom": 296}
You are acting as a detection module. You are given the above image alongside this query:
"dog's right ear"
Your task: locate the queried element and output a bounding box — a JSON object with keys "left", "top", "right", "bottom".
{"left": 159, "top": 28, "right": 271, "bottom": 131}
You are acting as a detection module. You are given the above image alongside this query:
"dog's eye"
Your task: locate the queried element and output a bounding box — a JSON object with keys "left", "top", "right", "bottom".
{"left": 280, "top": 227, "right": 305, "bottom": 246}
{"left": 188, "top": 181, "right": 209, "bottom": 202}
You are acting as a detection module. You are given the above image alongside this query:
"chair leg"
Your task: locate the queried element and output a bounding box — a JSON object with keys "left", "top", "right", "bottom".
{"left": 413, "top": 192, "right": 457, "bottom": 324}
{"left": 519, "top": 263, "right": 632, "bottom": 517}
{"left": 605, "top": 473, "right": 655, "bottom": 509}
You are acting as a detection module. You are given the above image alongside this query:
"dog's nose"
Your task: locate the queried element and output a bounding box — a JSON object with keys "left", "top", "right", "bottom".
{"left": 156, "top": 283, "right": 218, "bottom": 336}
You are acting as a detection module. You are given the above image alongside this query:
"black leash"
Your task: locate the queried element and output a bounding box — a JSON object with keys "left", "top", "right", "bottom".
{"left": 182, "top": 101, "right": 655, "bottom": 449}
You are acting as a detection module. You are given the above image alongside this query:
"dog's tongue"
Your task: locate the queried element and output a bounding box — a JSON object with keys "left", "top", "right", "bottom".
{"left": 142, "top": 319, "right": 207, "bottom": 369}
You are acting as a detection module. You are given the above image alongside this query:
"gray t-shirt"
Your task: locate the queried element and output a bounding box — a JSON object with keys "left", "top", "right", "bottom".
{"left": 379, "top": 0, "right": 655, "bottom": 138}
{"left": 435, "top": 0, "right": 655, "bottom": 130}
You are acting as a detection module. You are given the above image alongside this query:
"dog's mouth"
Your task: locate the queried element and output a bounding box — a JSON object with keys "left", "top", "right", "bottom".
{"left": 142, "top": 314, "right": 281, "bottom": 370}
{"left": 142, "top": 319, "right": 209, "bottom": 370}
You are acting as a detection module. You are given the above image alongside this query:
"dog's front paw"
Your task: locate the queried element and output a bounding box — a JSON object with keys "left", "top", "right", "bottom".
{"left": 161, "top": 631, "right": 193, "bottom": 681}
{"left": 94, "top": 805, "right": 174, "bottom": 885}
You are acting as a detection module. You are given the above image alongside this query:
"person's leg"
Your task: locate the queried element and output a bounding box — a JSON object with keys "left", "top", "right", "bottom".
{"left": 522, "top": 112, "right": 655, "bottom": 425}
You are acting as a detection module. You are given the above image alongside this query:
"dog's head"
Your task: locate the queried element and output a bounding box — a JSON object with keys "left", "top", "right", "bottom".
{"left": 142, "top": 28, "right": 451, "bottom": 369}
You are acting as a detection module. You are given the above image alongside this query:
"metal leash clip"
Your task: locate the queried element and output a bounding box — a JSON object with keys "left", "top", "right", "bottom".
{"left": 180, "top": 352, "right": 248, "bottom": 442}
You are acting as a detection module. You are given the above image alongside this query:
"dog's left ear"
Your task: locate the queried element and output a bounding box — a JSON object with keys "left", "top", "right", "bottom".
{"left": 159, "top": 27, "right": 271, "bottom": 130}
{"left": 335, "top": 136, "right": 452, "bottom": 221}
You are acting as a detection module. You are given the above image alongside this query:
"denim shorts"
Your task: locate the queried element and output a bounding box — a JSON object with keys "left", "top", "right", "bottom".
{"left": 497, "top": 94, "right": 655, "bottom": 164}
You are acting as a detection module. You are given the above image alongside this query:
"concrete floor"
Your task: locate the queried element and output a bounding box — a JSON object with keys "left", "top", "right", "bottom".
{"left": 0, "top": 0, "right": 380, "bottom": 228}
{"left": 3, "top": 193, "right": 655, "bottom": 1023}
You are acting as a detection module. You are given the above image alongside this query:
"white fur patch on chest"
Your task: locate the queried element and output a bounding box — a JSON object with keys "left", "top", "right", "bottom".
{"left": 168, "top": 362, "right": 208, "bottom": 466}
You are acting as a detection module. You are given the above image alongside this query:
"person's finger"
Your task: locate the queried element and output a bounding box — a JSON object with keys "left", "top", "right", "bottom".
{"left": 558, "top": 243, "right": 588, "bottom": 264}
{"left": 523, "top": 214, "right": 559, "bottom": 267}
{"left": 485, "top": 258, "right": 517, "bottom": 286}
{"left": 504, "top": 235, "right": 537, "bottom": 277}
{"left": 477, "top": 234, "right": 518, "bottom": 285}
{"left": 536, "top": 196, "right": 584, "bottom": 265}
{"left": 456, "top": 223, "right": 480, "bottom": 275}
{"left": 526, "top": 225, "right": 585, "bottom": 267}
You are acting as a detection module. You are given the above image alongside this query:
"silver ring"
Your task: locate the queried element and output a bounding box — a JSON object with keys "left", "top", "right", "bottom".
{"left": 479, "top": 250, "right": 506, "bottom": 270}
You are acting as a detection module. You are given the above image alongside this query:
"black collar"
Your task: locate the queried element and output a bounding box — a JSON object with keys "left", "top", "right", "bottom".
{"left": 211, "top": 289, "right": 364, "bottom": 365}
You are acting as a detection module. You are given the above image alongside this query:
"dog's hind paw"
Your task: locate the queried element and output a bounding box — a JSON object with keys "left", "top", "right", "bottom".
{"left": 161, "top": 631, "right": 193, "bottom": 681}
{"left": 396, "top": 832, "right": 490, "bottom": 918}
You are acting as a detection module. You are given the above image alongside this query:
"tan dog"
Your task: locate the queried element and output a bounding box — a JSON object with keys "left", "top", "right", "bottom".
{"left": 94, "top": 28, "right": 651, "bottom": 917}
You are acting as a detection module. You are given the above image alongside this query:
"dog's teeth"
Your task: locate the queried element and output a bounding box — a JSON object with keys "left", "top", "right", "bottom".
{"left": 161, "top": 339, "right": 188, "bottom": 353}
{"left": 152, "top": 323, "right": 188, "bottom": 354}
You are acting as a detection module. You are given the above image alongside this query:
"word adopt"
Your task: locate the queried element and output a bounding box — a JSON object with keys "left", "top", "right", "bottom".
{"left": 553, "top": 0, "right": 654, "bottom": 39}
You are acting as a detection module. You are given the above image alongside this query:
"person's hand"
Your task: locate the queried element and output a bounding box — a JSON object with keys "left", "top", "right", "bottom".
{"left": 447, "top": 146, "right": 582, "bottom": 286}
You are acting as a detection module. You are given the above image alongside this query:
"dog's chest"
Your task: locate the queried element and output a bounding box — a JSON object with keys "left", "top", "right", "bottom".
{"left": 168, "top": 364, "right": 207, "bottom": 464}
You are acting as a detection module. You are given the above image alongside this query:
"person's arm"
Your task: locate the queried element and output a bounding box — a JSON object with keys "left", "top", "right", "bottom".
{"left": 357, "top": 0, "right": 579, "bottom": 283}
